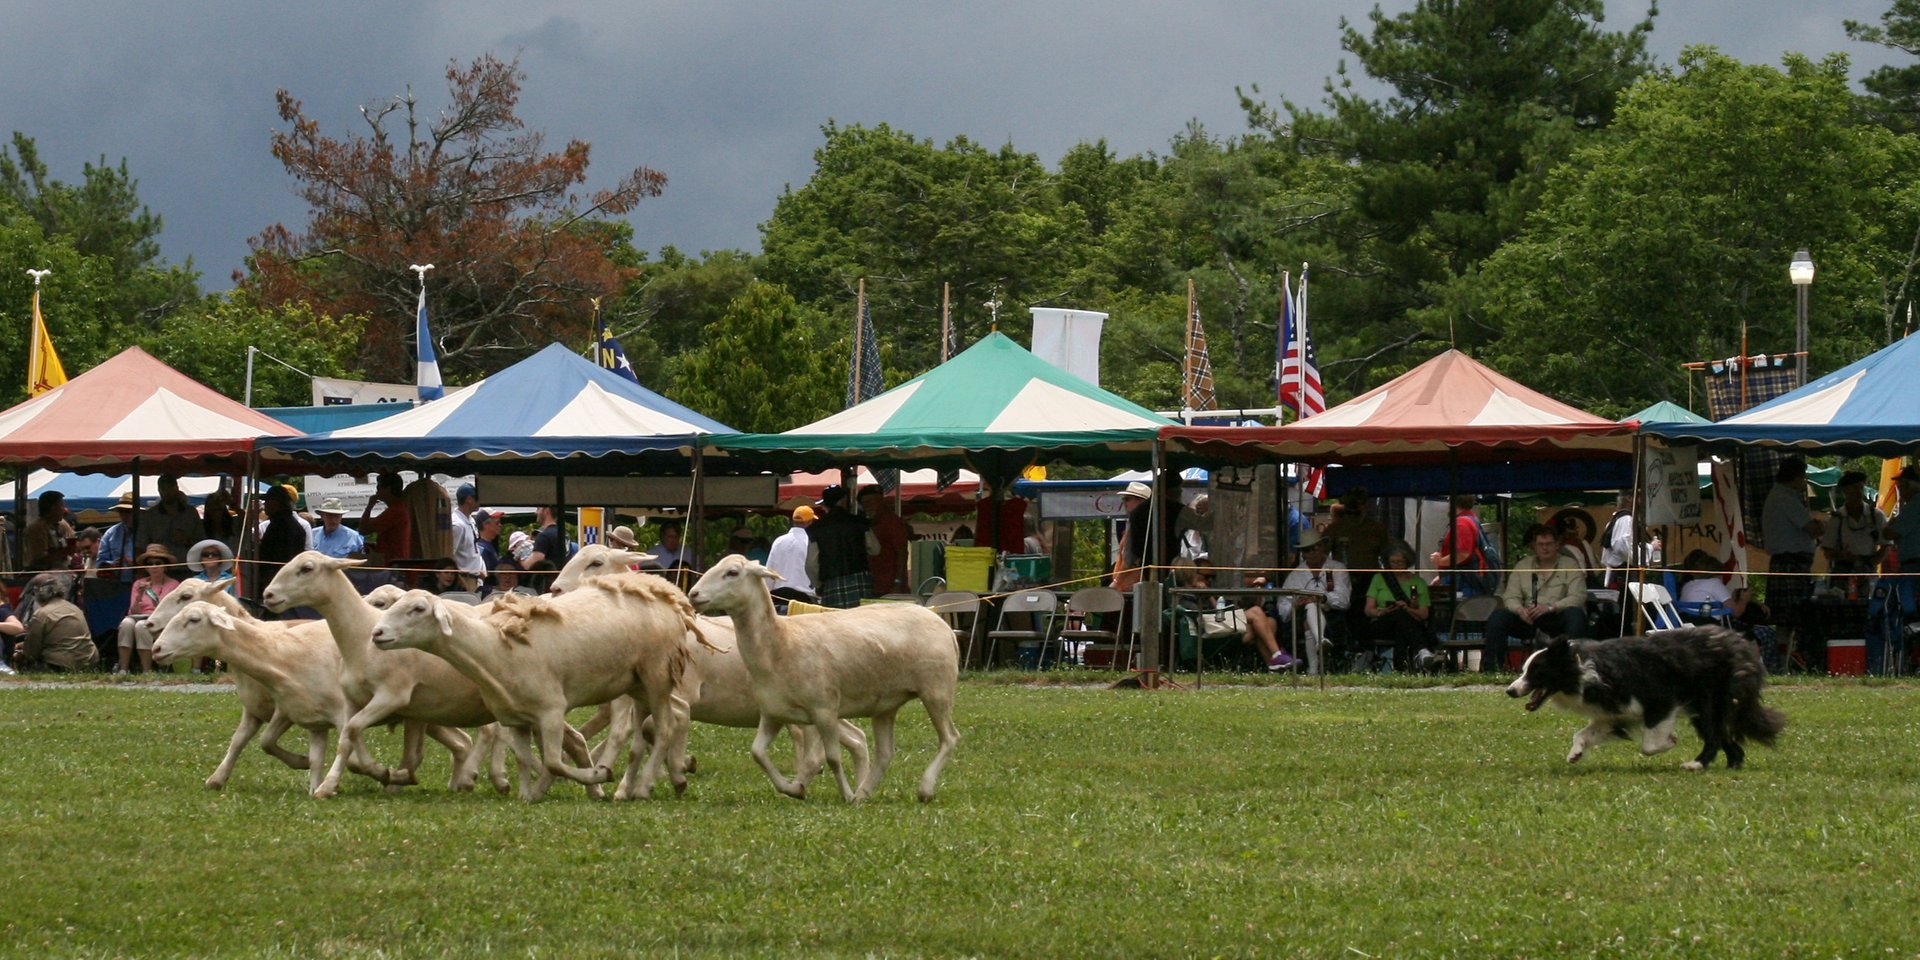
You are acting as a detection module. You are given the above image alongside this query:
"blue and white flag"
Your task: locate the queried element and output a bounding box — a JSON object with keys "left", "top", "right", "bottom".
{"left": 594, "top": 307, "right": 640, "bottom": 384}
{"left": 416, "top": 284, "right": 444, "bottom": 402}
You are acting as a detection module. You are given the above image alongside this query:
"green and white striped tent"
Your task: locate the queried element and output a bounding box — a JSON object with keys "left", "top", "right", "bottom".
{"left": 709, "top": 332, "right": 1174, "bottom": 479}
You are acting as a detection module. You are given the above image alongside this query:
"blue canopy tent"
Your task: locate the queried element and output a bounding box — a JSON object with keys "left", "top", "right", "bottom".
{"left": 257, "top": 344, "right": 736, "bottom": 473}
{"left": 1642, "top": 332, "right": 1920, "bottom": 455}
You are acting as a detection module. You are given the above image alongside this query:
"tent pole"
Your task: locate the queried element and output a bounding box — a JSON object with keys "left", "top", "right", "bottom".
{"left": 237, "top": 451, "right": 261, "bottom": 600}
{"left": 1621, "top": 434, "right": 1647, "bottom": 636}
{"left": 689, "top": 446, "right": 706, "bottom": 570}
{"left": 130, "top": 461, "right": 142, "bottom": 565}
{"left": 10, "top": 467, "right": 24, "bottom": 574}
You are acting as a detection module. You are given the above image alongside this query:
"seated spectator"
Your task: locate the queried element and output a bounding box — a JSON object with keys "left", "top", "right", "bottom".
{"left": 485, "top": 562, "right": 530, "bottom": 599}
{"left": 1180, "top": 560, "right": 1248, "bottom": 644}
{"left": 1483, "top": 524, "right": 1588, "bottom": 673}
{"left": 608, "top": 524, "right": 642, "bottom": 554}
{"left": 1556, "top": 513, "right": 1601, "bottom": 588}
{"left": 0, "top": 589, "right": 25, "bottom": 671}
{"left": 1245, "top": 530, "right": 1349, "bottom": 674}
{"left": 70, "top": 526, "right": 101, "bottom": 574}
{"left": 647, "top": 520, "right": 697, "bottom": 571}
{"left": 1364, "top": 541, "right": 1431, "bottom": 673}
{"left": 117, "top": 545, "right": 181, "bottom": 674}
{"left": 426, "top": 564, "right": 463, "bottom": 596}
{"left": 1675, "top": 549, "right": 1757, "bottom": 622}
{"left": 12, "top": 575, "right": 95, "bottom": 673}
{"left": 188, "top": 538, "right": 237, "bottom": 596}
{"left": 729, "top": 526, "right": 770, "bottom": 564}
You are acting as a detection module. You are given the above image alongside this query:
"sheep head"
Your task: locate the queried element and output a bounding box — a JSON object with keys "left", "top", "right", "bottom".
{"left": 153, "top": 600, "right": 238, "bottom": 666}
{"left": 371, "top": 590, "right": 451, "bottom": 650}
{"left": 364, "top": 583, "right": 408, "bottom": 611}
{"left": 261, "top": 550, "right": 363, "bottom": 612}
{"left": 549, "top": 543, "right": 657, "bottom": 595}
{"left": 685, "top": 554, "right": 780, "bottom": 615}
{"left": 143, "top": 576, "right": 240, "bottom": 639}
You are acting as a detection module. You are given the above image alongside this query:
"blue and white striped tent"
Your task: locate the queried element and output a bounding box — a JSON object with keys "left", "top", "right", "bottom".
{"left": 1643, "top": 332, "right": 1920, "bottom": 455}
{"left": 258, "top": 344, "right": 734, "bottom": 467}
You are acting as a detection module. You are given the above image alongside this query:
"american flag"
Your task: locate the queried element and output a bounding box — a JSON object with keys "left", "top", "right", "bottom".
{"left": 1277, "top": 269, "right": 1326, "bottom": 496}
{"left": 1182, "top": 280, "right": 1217, "bottom": 414}
{"left": 849, "top": 286, "right": 898, "bottom": 495}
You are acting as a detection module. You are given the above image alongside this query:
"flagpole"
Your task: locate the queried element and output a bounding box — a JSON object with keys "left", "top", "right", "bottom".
{"left": 1184, "top": 278, "right": 1197, "bottom": 420}
{"left": 941, "top": 282, "right": 952, "bottom": 363}
{"left": 854, "top": 279, "right": 867, "bottom": 404}
{"left": 590, "top": 296, "right": 603, "bottom": 362}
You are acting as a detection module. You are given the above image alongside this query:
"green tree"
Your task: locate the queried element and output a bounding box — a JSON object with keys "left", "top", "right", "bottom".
{"left": 0, "top": 132, "right": 200, "bottom": 336}
{"left": 138, "top": 291, "right": 372, "bottom": 408}
{"left": 669, "top": 281, "right": 840, "bottom": 433}
{"left": 1847, "top": 0, "right": 1920, "bottom": 132}
{"left": 758, "top": 122, "right": 1080, "bottom": 374}
{"left": 0, "top": 203, "right": 128, "bottom": 405}
{"left": 1465, "top": 50, "right": 1920, "bottom": 416}
{"left": 1275, "top": 0, "right": 1656, "bottom": 363}
{"left": 617, "top": 246, "right": 758, "bottom": 389}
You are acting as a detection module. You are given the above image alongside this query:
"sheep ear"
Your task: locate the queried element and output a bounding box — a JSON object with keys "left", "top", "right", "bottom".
{"left": 753, "top": 563, "right": 784, "bottom": 583}
{"left": 434, "top": 602, "right": 454, "bottom": 637}
{"left": 208, "top": 608, "right": 237, "bottom": 630}
{"left": 210, "top": 576, "right": 236, "bottom": 592}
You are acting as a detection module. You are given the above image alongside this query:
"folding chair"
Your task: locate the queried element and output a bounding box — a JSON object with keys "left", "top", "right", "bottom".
{"left": 986, "top": 591, "right": 1058, "bottom": 668}
{"left": 1666, "top": 571, "right": 1733, "bottom": 626}
{"left": 1445, "top": 595, "right": 1502, "bottom": 672}
{"left": 1057, "top": 587, "right": 1126, "bottom": 669}
{"left": 925, "top": 591, "right": 983, "bottom": 664}
{"left": 1626, "top": 582, "right": 1687, "bottom": 631}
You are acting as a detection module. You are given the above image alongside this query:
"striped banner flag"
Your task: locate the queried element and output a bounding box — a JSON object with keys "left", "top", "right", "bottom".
{"left": 593, "top": 299, "right": 640, "bottom": 383}
{"left": 1182, "top": 279, "right": 1217, "bottom": 415}
{"left": 1277, "top": 269, "right": 1326, "bottom": 496}
{"left": 849, "top": 282, "right": 897, "bottom": 495}
{"left": 413, "top": 269, "right": 444, "bottom": 402}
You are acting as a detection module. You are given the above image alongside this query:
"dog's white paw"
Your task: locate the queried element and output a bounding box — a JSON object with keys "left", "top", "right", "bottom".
{"left": 1681, "top": 760, "right": 1705, "bottom": 772}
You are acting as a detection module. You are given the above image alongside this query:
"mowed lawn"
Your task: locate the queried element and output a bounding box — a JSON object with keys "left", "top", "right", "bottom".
{"left": 3, "top": 677, "right": 1918, "bottom": 958}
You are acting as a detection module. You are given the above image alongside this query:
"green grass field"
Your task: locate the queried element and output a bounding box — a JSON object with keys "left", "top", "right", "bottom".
{"left": 3, "top": 675, "right": 1918, "bottom": 958}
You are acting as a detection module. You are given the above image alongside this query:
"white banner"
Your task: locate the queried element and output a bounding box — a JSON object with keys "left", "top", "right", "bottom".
{"left": 1029, "top": 308, "right": 1106, "bottom": 385}
{"left": 1644, "top": 444, "right": 1703, "bottom": 526}
{"left": 312, "top": 376, "right": 419, "bottom": 407}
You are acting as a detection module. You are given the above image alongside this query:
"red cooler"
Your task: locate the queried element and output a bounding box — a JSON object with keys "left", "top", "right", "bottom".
{"left": 1829, "top": 638, "right": 1866, "bottom": 676}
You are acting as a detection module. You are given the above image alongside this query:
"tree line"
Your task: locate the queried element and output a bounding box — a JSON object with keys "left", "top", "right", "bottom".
{"left": 8, "top": 2, "right": 1920, "bottom": 431}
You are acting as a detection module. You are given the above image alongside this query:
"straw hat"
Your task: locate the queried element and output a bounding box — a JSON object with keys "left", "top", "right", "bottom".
{"left": 608, "top": 525, "right": 639, "bottom": 549}
{"left": 1295, "top": 529, "right": 1324, "bottom": 551}
{"left": 136, "top": 543, "right": 177, "bottom": 566}
{"left": 113, "top": 492, "right": 136, "bottom": 511}
{"left": 316, "top": 498, "right": 348, "bottom": 516}
{"left": 1120, "top": 481, "right": 1152, "bottom": 501}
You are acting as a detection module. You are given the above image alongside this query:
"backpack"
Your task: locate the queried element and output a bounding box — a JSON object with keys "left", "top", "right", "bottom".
{"left": 1453, "top": 517, "right": 1503, "bottom": 595}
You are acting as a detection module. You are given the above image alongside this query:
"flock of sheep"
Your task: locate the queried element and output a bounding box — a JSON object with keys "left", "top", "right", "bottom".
{"left": 144, "top": 545, "right": 962, "bottom": 803}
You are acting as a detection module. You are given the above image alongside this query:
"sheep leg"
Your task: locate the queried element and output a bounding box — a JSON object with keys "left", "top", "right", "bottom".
{"left": 502, "top": 725, "right": 554, "bottom": 802}
{"left": 384, "top": 721, "right": 425, "bottom": 791}
{"left": 313, "top": 694, "right": 406, "bottom": 798}
{"left": 562, "top": 724, "right": 607, "bottom": 800}
{"left": 257, "top": 710, "right": 308, "bottom": 770}
{"left": 813, "top": 710, "right": 869, "bottom": 803}
{"left": 306, "top": 729, "right": 329, "bottom": 795}
{"left": 916, "top": 690, "right": 962, "bottom": 803}
{"left": 206, "top": 708, "right": 267, "bottom": 791}
{"left": 531, "top": 713, "right": 612, "bottom": 796}
{"left": 590, "top": 697, "right": 635, "bottom": 770}
{"left": 483, "top": 724, "right": 512, "bottom": 794}
{"left": 417, "top": 724, "right": 473, "bottom": 790}
{"left": 616, "top": 692, "right": 681, "bottom": 800}
{"left": 855, "top": 710, "right": 899, "bottom": 802}
{"left": 749, "top": 714, "right": 807, "bottom": 799}
{"left": 450, "top": 723, "right": 491, "bottom": 791}
{"left": 793, "top": 721, "right": 866, "bottom": 791}
{"left": 578, "top": 701, "right": 614, "bottom": 740}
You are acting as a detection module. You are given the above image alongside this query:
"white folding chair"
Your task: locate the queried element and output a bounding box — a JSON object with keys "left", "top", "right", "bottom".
{"left": 1626, "top": 582, "right": 1686, "bottom": 631}
{"left": 925, "top": 591, "right": 983, "bottom": 663}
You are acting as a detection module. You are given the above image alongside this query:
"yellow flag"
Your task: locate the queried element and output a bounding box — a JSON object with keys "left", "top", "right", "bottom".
{"left": 1021, "top": 464, "right": 1047, "bottom": 481}
{"left": 1881, "top": 457, "right": 1905, "bottom": 516}
{"left": 28, "top": 288, "right": 67, "bottom": 396}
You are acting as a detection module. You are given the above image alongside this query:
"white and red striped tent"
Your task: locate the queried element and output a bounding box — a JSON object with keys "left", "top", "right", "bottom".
{"left": 1160, "top": 350, "right": 1634, "bottom": 466}
{"left": 0, "top": 347, "right": 296, "bottom": 474}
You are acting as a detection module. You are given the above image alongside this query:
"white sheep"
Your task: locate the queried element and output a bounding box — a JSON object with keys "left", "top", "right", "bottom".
{"left": 140, "top": 577, "right": 318, "bottom": 788}
{"left": 153, "top": 601, "right": 401, "bottom": 794}
{"left": 370, "top": 574, "right": 708, "bottom": 802}
{"left": 262, "top": 552, "right": 588, "bottom": 798}
{"left": 551, "top": 543, "right": 864, "bottom": 788}
{"left": 686, "top": 555, "right": 960, "bottom": 803}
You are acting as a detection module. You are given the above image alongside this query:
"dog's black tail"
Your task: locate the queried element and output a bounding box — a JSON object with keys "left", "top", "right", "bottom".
{"left": 1730, "top": 642, "right": 1786, "bottom": 747}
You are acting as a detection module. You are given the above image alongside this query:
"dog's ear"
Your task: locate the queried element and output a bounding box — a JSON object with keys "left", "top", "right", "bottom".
{"left": 1547, "top": 635, "right": 1571, "bottom": 654}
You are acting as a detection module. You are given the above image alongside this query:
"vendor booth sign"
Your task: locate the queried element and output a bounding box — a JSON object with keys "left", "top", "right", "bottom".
{"left": 1644, "top": 445, "right": 1702, "bottom": 526}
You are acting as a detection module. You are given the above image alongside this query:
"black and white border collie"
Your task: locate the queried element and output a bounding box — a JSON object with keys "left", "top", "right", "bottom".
{"left": 1506, "top": 628, "right": 1786, "bottom": 770}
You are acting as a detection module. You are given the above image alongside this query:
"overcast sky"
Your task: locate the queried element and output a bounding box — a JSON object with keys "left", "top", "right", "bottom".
{"left": 0, "top": 1, "right": 1901, "bottom": 288}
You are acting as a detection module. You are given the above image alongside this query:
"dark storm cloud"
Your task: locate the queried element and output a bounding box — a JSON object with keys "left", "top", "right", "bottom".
{"left": 0, "top": 1, "right": 1901, "bottom": 286}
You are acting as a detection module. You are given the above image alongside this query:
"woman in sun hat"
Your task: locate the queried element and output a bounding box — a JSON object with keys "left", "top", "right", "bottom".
{"left": 188, "top": 538, "right": 237, "bottom": 596}
{"left": 116, "top": 544, "right": 181, "bottom": 674}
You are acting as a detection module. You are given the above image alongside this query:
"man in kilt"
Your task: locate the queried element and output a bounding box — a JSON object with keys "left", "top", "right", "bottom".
{"left": 811, "top": 485, "right": 878, "bottom": 608}
{"left": 1761, "top": 456, "right": 1824, "bottom": 670}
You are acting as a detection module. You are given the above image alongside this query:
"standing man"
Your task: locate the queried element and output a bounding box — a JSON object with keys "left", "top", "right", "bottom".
{"left": 525, "top": 505, "right": 572, "bottom": 590}
{"left": 1762, "top": 456, "right": 1824, "bottom": 669}
{"left": 95, "top": 492, "right": 140, "bottom": 582}
{"left": 143, "top": 474, "right": 204, "bottom": 566}
{"left": 765, "top": 505, "right": 820, "bottom": 603}
{"left": 1482, "top": 524, "right": 1588, "bottom": 673}
{"left": 310, "top": 499, "right": 366, "bottom": 559}
{"left": 475, "top": 510, "right": 504, "bottom": 575}
{"left": 361, "top": 472, "right": 411, "bottom": 563}
{"left": 1821, "top": 470, "right": 1886, "bottom": 584}
{"left": 1598, "top": 491, "right": 1644, "bottom": 589}
{"left": 449, "top": 484, "right": 485, "bottom": 591}
{"left": 810, "top": 485, "right": 879, "bottom": 608}
{"left": 23, "top": 490, "right": 74, "bottom": 572}
{"left": 859, "top": 485, "right": 911, "bottom": 595}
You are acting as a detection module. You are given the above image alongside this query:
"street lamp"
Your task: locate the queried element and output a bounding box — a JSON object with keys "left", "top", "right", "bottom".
{"left": 1790, "top": 248, "right": 1815, "bottom": 385}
